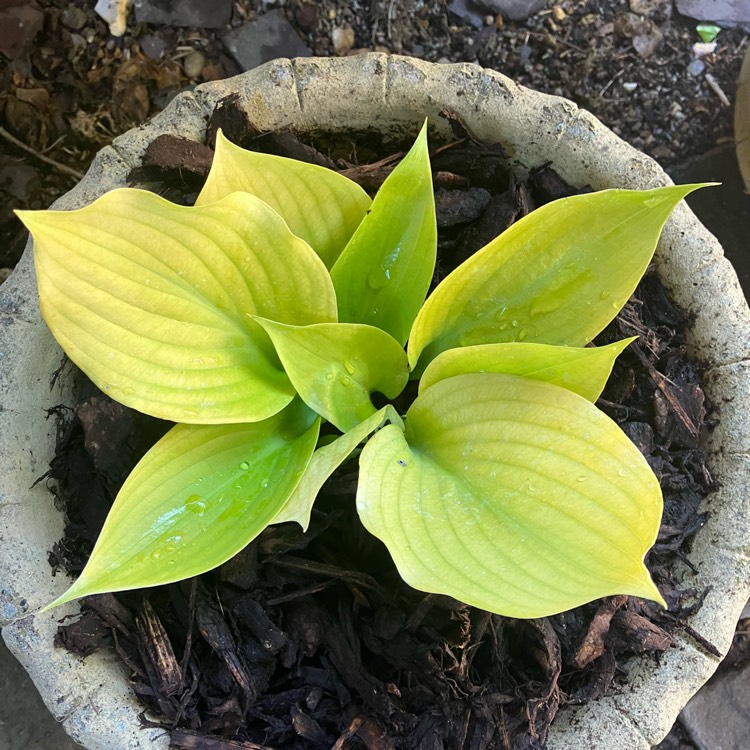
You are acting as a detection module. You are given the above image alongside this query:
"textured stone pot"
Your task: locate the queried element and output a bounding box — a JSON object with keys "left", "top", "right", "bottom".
{"left": 1, "top": 54, "right": 748, "bottom": 750}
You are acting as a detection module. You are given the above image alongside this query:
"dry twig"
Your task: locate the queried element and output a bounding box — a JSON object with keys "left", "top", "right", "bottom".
{"left": 0, "top": 125, "right": 85, "bottom": 181}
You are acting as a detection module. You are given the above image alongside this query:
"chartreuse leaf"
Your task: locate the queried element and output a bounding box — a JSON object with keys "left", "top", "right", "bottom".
{"left": 46, "top": 399, "right": 320, "bottom": 609}
{"left": 419, "top": 338, "right": 636, "bottom": 402}
{"left": 196, "top": 130, "right": 371, "bottom": 268}
{"left": 356, "top": 373, "right": 664, "bottom": 618}
{"left": 408, "top": 185, "right": 706, "bottom": 371}
{"left": 274, "top": 405, "right": 403, "bottom": 530}
{"left": 18, "top": 190, "right": 337, "bottom": 424}
{"left": 254, "top": 319, "right": 409, "bottom": 432}
{"left": 330, "top": 122, "right": 437, "bottom": 345}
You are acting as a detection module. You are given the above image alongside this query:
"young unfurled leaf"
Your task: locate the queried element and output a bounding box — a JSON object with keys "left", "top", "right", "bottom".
{"left": 18, "top": 190, "right": 337, "bottom": 424}
{"left": 330, "top": 122, "right": 437, "bottom": 345}
{"left": 254, "top": 319, "right": 409, "bottom": 432}
{"left": 196, "top": 130, "right": 371, "bottom": 268}
{"left": 275, "top": 405, "right": 403, "bottom": 530}
{"left": 356, "top": 373, "right": 664, "bottom": 618}
{"left": 419, "top": 338, "right": 635, "bottom": 402}
{"left": 408, "top": 185, "right": 705, "bottom": 371}
{"left": 46, "top": 400, "right": 320, "bottom": 609}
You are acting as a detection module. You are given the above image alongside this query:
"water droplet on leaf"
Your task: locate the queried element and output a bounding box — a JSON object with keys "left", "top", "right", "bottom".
{"left": 185, "top": 495, "right": 207, "bottom": 515}
{"left": 530, "top": 297, "right": 562, "bottom": 317}
{"left": 367, "top": 270, "right": 389, "bottom": 290}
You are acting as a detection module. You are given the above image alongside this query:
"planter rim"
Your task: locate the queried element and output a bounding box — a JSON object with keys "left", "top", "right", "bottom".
{"left": 1, "top": 53, "right": 748, "bottom": 750}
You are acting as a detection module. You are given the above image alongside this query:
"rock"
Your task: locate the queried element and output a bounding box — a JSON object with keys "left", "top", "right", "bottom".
{"left": 615, "top": 12, "right": 664, "bottom": 57}
{"left": 0, "top": 638, "right": 80, "bottom": 748}
{"left": 293, "top": 2, "right": 318, "bottom": 33}
{"left": 681, "top": 663, "right": 750, "bottom": 750}
{"left": 139, "top": 33, "right": 167, "bottom": 59}
{"left": 182, "top": 50, "right": 205, "bottom": 79}
{"left": 471, "top": 0, "right": 549, "bottom": 21}
{"left": 61, "top": 5, "right": 87, "bottom": 30}
{"left": 0, "top": 2, "right": 43, "bottom": 60}
{"left": 676, "top": 0, "right": 750, "bottom": 25}
{"left": 447, "top": 0, "right": 484, "bottom": 28}
{"left": 94, "top": 0, "right": 131, "bottom": 36}
{"left": 687, "top": 58, "right": 706, "bottom": 75}
{"left": 0, "top": 156, "right": 38, "bottom": 202}
{"left": 651, "top": 144, "right": 674, "bottom": 159}
{"left": 632, "top": 22, "right": 663, "bottom": 57}
{"left": 629, "top": 0, "right": 671, "bottom": 14}
{"left": 693, "top": 40, "right": 718, "bottom": 57}
{"left": 222, "top": 9, "right": 311, "bottom": 72}
{"left": 134, "top": 0, "right": 231, "bottom": 28}
{"left": 332, "top": 26, "right": 355, "bottom": 55}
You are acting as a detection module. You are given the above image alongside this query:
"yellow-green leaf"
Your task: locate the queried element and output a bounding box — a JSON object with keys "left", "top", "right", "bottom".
{"left": 18, "top": 189, "right": 337, "bottom": 424}
{"left": 356, "top": 373, "right": 664, "bottom": 618}
{"left": 196, "top": 130, "right": 371, "bottom": 268}
{"left": 408, "top": 185, "right": 706, "bottom": 371}
{"left": 254, "top": 318, "right": 409, "bottom": 432}
{"left": 419, "top": 338, "right": 635, "bottom": 402}
{"left": 275, "top": 405, "right": 403, "bottom": 530}
{"left": 46, "top": 400, "right": 320, "bottom": 609}
{"left": 330, "top": 122, "right": 437, "bottom": 345}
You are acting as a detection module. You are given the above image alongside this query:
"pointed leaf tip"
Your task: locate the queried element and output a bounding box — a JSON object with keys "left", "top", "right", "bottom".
{"left": 419, "top": 338, "right": 636, "bottom": 402}
{"left": 44, "top": 400, "right": 320, "bottom": 608}
{"left": 331, "top": 124, "right": 436, "bottom": 345}
{"left": 357, "top": 373, "right": 664, "bottom": 618}
{"left": 408, "top": 184, "right": 712, "bottom": 371}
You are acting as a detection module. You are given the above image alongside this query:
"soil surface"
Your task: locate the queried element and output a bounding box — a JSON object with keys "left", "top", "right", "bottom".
{"left": 45, "top": 117, "right": 714, "bottom": 749}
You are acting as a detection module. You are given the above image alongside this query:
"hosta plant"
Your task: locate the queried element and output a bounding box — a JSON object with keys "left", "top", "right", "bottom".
{"left": 18, "top": 125, "right": 704, "bottom": 618}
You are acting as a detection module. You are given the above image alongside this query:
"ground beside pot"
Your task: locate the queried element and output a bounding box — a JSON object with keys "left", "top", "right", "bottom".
{"left": 1, "top": 54, "right": 748, "bottom": 750}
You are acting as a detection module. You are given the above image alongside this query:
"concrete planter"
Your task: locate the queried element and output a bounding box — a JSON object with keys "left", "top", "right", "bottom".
{"left": 1, "top": 54, "right": 748, "bottom": 749}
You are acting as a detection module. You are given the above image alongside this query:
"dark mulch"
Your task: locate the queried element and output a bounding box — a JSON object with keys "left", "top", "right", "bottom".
{"left": 2, "top": 1, "right": 745, "bottom": 282}
{"left": 46, "top": 104, "right": 716, "bottom": 750}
